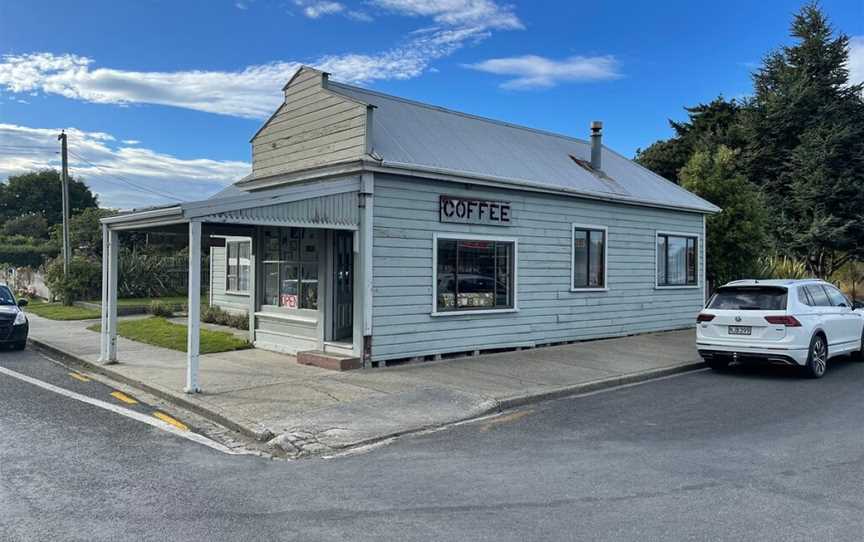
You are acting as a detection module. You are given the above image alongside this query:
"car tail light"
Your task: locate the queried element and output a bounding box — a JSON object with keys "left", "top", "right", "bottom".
{"left": 696, "top": 313, "right": 715, "bottom": 323}
{"left": 764, "top": 315, "right": 802, "bottom": 327}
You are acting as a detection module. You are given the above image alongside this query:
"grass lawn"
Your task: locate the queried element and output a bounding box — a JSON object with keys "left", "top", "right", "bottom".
{"left": 87, "top": 317, "right": 250, "bottom": 354}
{"left": 25, "top": 299, "right": 101, "bottom": 320}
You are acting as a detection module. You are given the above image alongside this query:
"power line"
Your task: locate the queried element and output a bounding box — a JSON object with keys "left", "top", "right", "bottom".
{"left": 67, "top": 150, "right": 184, "bottom": 202}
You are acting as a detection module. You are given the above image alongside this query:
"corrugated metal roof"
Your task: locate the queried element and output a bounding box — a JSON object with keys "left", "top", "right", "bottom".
{"left": 328, "top": 82, "right": 719, "bottom": 213}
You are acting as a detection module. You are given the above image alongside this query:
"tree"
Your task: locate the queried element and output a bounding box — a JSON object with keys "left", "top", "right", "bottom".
{"left": 635, "top": 97, "right": 746, "bottom": 183}
{"left": 680, "top": 146, "right": 770, "bottom": 287}
{"left": 0, "top": 169, "right": 99, "bottom": 226}
{"left": 62, "top": 207, "right": 118, "bottom": 258}
{"left": 741, "top": 3, "right": 864, "bottom": 277}
{"left": 2, "top": 214, "right": 49, "bottom": 239}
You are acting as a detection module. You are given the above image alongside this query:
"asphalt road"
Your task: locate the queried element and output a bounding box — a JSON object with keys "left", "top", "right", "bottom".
{"left": 2, "top": 347, "right": 863, "bottom": 542}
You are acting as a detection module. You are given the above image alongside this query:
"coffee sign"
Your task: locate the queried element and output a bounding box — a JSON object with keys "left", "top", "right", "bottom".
{"left": 439, "top": 195, "right": 512, "bottom": 226}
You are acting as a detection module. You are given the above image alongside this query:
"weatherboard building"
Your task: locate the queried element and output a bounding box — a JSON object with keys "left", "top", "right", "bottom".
{"left": 98, "top": 67, "right": 718, "bottom": 389}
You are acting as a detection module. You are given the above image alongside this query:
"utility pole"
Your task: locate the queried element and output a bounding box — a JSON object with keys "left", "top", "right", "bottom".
{"left": 58, "top": 131, "right": 71, "bottom": 274}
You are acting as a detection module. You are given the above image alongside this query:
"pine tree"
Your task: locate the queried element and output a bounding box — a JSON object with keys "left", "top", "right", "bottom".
{"left": 743, "top": 3, "right": 864, "bottom": 277}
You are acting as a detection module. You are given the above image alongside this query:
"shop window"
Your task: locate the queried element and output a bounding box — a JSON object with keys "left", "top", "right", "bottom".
{"left": 435, "top": 236, "right": 516, "bottom": 314}
{"left": 261, "top": 228, "right": 319, "bottom": 310}
{"left": 572, "top": 225, "right": 606, "bottom": 289}
{"left": 657, "top": 233, "right": 698, "bottom": 286}
{"left": 226, "top": 240, "right": 250, "bottom": 293}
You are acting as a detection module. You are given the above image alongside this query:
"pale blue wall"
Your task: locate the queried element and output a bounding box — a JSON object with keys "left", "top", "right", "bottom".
{"left": 371, "top": 174, "right": 706, "bottom": 361}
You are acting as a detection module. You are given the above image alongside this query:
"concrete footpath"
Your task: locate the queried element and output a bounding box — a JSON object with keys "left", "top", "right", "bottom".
{"left": 25, "top": 314, "right": 704, "bottom": 457}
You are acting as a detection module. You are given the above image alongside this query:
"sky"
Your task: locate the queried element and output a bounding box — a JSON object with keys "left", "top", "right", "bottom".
{"left": 0, "top": 0, "right": 862, "bottom": 209}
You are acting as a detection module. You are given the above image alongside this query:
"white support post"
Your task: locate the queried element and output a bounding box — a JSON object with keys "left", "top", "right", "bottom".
{"left": 185, "top": 221, "right": 202, "bottom": 394}
{"left": 98, "top": 224, "right": 109, "bottom": 362}
{"left": 355, "top": 172, "right": 374, "bottom": 366}
{"left": 247, "top": 231, "right": 256, "bottom": 344}
{"left": 105, "top": 228, "right": 119, "bottom": 364}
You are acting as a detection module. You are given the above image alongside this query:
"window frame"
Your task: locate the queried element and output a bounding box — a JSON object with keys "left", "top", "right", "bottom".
{"left": 655, "top": 231, "right": 700, "bottom": 289}
{"left": 431, "top": 232, "right": 519, "bottom": 317}
{"left": 570, "top": 223, "right": 608, "bottom": 292}
{"left": 225, "top": 239, "right": 251, "bottom": 295}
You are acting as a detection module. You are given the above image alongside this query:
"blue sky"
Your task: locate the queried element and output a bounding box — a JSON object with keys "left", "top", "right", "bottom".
{"left": 1, "top": 0, "right": 861, "bottom": 208}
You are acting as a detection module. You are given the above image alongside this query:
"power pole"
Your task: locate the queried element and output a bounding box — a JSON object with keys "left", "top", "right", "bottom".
{"left": 58, "top": 131, "right": 71, "bottom": 274}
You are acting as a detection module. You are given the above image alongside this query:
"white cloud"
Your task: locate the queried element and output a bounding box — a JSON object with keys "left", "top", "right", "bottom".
{"left": 370, "top": 0, "right": 522, "bottom": 30}
{"left": 465, "top": 54, "right": 621, "bottom": 90}
{"left": 0, "top": 123, "right": 249, "bottom": 209}
{"left": 0, "top": 52, "right": 300, "bottom": 119}
{"left": 295, "top": 0, "right": 345, "bottom": 18}
{"left": 0, "top": 1, "right": 524, "bottom": 117}
{"left": 849, "top": 36, "right": 864, "bottom": 87}
{"left": 122, "top": 139, "right": 140, "bottom": 145}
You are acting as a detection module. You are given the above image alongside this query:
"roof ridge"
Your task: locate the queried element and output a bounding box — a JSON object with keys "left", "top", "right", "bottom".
{"left": 328, "top": 81, "right": 592, "bottom": 147}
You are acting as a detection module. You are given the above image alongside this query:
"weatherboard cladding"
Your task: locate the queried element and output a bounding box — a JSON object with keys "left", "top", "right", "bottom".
{"left": 370, "top": 174, "right": 704, "bottom": 361}
{"left": 327, "top": 81, "right": 718, "bottom": 214}
{"left": 204, "top": 191, "right": 359, "bottom": 227}
{"left": 209, "top": 243, "right": 249, "bottom": 315}
{"left": 251, "top": 68, "right": 368, "bottom": 179}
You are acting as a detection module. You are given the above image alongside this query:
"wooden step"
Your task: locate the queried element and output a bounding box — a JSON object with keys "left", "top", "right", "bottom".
{"left": 297, "top": 350, "right": 361, "bottom": 371}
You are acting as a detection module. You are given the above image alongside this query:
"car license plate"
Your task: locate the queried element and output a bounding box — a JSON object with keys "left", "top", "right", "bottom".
{"left": 728, "top": 325, "right": 751, "bottom": 335}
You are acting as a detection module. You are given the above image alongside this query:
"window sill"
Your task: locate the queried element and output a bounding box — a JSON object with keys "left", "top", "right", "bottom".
{"left": 255, "top": 310, "right": 318, "bottom": 325}
{"left": 225, "top": 290, "right": 249, "bottom": 297}
{"left": 431, "top": 308, "right": 518, "bottom": 317}
{"left": 655, "top": 285, "right": 700, "bottom": 290}
{"left": 570, "top": 287, "right": 608, "bottom": 293}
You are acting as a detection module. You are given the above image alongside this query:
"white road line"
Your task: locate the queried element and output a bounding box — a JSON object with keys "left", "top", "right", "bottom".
{"left": 0, "top": 365, "right": 253, "bottom": 456}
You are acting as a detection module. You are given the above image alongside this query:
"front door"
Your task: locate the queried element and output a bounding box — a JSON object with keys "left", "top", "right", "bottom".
{"left": 332, "top": 231, "right": 353, "bottom": 341}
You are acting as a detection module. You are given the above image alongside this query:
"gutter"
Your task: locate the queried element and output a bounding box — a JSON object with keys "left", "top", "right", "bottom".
{"left": 101, "top": 205, "right": 184, "bottom": 225}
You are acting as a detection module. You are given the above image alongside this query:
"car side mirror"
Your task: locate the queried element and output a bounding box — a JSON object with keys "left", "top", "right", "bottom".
{"left": 17, "top": 299, "right": 28, "bottom": 307}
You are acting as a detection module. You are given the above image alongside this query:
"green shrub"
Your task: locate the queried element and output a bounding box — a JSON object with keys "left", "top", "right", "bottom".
{"left": 45, "top": 256, "right": 101, "bottom": 305}
{"left": 118, "top": 250, "right": 179, "bottom": 298}
{"left": 201, "top": 305, "right": 249, "bottom": 331}
{"left": 148, "top": 300, "right": 174, "bottom": 317}
{"left": 0, "top": 236, "right": 58, "bottom": 267}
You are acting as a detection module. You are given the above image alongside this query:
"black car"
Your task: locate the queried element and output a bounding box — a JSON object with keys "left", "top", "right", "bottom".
{"left": 0, "top": 284, "right": 28, "bottom": 350}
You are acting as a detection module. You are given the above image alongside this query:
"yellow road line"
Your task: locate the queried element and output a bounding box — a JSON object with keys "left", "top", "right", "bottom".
{"left": 110, "top": 391, "right": 138, "bottom": 405}
{"left": 153, "top": 411, "right": 189, "bottom": 431}
{"left": 69, "top": 372, "right": 90, "bottom": 382}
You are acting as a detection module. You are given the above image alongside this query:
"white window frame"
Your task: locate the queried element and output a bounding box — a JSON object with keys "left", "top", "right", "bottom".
{"left": 225, "top": 239, "right": 251, "bottom": 295}
{"left": 431, "top": 232, "right": 519, "bottom": 317}
{"left": 570, "top": 223, "right": 609, "bottom": 292}
{"left": 655, "top": 230, "right": 701, "bottom": 289}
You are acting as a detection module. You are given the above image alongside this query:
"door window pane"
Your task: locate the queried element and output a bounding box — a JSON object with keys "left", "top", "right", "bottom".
{"left": 824, "top": 285, "right": 848, "bottom": 307}
{"left": 436, "top": 238, "right": 514, "bottom": 312}
{"left": 805, "top": 285, "right": 831, "bottom": 307}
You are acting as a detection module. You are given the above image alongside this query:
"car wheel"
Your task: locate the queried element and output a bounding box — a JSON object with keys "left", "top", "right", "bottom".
{"left": 804, "top": 334, "right": 828, "bottom": 379}
{"left": 705, "top": 358, "right": 729, "bottom": 371}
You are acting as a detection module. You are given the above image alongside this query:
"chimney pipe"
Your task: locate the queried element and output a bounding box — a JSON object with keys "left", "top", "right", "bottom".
{"left": 590, "top": 121, "right": 603, "bottom": 171}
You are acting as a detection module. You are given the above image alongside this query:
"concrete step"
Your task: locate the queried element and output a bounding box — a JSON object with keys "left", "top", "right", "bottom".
{"left": 297, "top": 350, "right": 361, "bottom": 371}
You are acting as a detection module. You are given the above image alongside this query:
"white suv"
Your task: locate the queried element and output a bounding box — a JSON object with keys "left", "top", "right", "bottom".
{"left": 696, "top": 279, "right": 864, "bottom": 378}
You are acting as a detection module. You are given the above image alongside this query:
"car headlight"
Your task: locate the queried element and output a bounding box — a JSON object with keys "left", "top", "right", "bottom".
{"left": 13, "top": 311, "right": 26, "bottom": 326}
